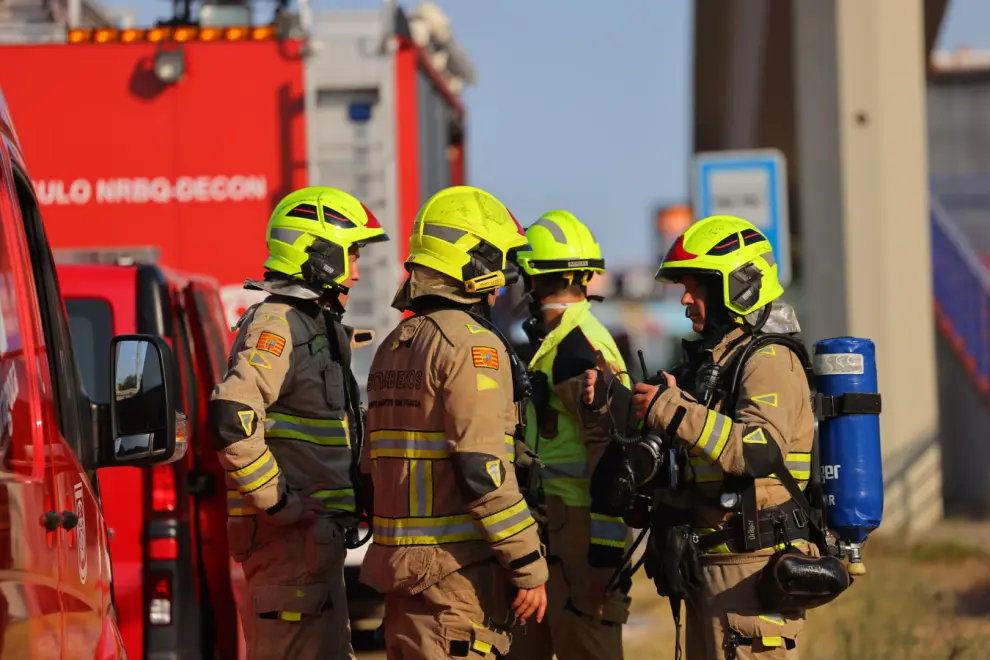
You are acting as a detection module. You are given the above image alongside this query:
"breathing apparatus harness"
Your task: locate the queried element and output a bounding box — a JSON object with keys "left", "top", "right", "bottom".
{"left": 247, "top": 291, "right": 372, "bottom": 550}
{"left": 318, "top": 304, "right": 375, "bottom": 551}
{"left": 594, "top": 332, "right": 854, "bottom": 659}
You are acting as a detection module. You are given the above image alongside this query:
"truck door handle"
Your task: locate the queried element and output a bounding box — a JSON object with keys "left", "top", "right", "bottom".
{"left": 61, "top": 511, "right": 80, "bottom": 531}
{"left": 42, "top": 511, "right": 62, "bottom": 532}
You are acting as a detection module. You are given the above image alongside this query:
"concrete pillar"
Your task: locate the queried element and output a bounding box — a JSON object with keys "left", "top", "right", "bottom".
{"left": 724, "top": 0, "right": 770, "bottom": 147}
{"left": 794, "top": 0, "right": 941, "bottom": 537}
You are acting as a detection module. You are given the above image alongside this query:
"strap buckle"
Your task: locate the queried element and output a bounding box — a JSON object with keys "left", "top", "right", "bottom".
{"left": 815, "top": 392, "right": 882, "bottom": 420}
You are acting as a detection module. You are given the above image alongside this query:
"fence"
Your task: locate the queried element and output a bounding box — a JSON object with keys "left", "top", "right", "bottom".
{"left": 930, "top": 174, "right": 990, "bottom": 401}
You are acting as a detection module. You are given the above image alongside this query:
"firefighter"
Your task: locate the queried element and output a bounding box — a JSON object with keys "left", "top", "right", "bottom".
{"left": 359, "top": 185, "right": 549, "bottom": 659}
{"left": 209, "top": 186, "right": 389, "bottom": 660}
{"left": 506, "top": 210, "right": 632, "bottom": 660}
{"left": 587, "top": 215, "right": 816, "bottom": 659}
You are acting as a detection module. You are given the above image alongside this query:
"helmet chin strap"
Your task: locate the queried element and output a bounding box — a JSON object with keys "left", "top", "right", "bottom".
{"left": 320, "top": 290, "right": 346, "bottom": 319}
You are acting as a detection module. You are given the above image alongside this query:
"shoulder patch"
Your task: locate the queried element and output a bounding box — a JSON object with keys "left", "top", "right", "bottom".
{"left": 477, "top": 373, "right": 499, "bottom": 391}
{"left": 486, "top": 459, "right": 504, "bottom": 488}
{"left": 751, "top": 393, "right": 778, "bottom": 407}
{"left": 256, "top": 332, "right": 287, "bottom": 356}
{"left": 742, "top": 428, "right": 768, "bottom": 444}
{"left": 466, "top": 323, "right": 488, "bottom": 335}
{"left": 398, "top": 319, "right": 423, "bottom": 343}
{"left": 472, "top": 346, "right": 500, "bottom": 370}
{"left": 756, "top": 345, "right": 777, "bottom": 356}
{"left": 237, "top": 410, "right": 257, "bottom": 436}
{"left": 248, "top": 350, "right": 272, "bottom": 369}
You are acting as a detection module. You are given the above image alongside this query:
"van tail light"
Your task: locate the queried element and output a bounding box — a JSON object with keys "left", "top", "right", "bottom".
{"left": 151, "top": 466, "right": 177, "bottom": 513}
{"left": 148, "top": 538, "right": 178, "bottom": 561}
{"left": 148, "top": 573, "right": 173, "bottom": 626}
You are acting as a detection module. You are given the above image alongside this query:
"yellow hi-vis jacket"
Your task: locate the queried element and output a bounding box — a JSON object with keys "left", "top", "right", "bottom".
{"left": 524, "top": 299, "right": 632, "bottom": 567}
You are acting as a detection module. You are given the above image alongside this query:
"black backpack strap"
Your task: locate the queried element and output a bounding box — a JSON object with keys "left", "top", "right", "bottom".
{"left": 722, "top": 333, "right": 830, "bottom": 549}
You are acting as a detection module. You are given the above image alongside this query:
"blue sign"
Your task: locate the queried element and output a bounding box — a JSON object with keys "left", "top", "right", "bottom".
{"left": 691, "top": 149, "right": 791, "bottom": 287}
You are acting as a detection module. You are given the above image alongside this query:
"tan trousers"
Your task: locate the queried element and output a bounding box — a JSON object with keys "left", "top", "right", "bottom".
{"left": 505, "top": 499, "right": 629, "bottom": 660}
{"left": 685, "top": 552, "right": 807, "bottom": 660}
{"left": 233, "top": 516, "right": 354, "bottom": 660}
{"left": 383, "top": 560, "right": 513, "bottom": 659}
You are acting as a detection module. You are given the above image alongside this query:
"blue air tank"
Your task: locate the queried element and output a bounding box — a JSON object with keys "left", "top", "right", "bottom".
{"left": 813, "top": 337, "right": 883, "bottom": 574}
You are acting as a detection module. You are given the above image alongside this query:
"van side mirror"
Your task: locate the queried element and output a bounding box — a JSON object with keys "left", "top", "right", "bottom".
{"left": 104, "top": 335, "right": 186, "bottom": 467}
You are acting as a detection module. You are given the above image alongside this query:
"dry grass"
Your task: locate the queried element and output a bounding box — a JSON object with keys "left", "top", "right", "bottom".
{"left": 622, "top": 528, "right": 990, "bottom": 660}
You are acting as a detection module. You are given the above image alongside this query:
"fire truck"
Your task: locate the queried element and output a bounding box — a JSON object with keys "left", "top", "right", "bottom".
{"left": 0, "top": 0, "right": 473, "bottom": 656}
{"left": 0, "top": 0, "right": 473, "bottom": 383}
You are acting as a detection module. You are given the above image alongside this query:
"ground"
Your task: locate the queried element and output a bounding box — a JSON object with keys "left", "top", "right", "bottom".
{"left": 356, "top": 519, "right": 990, "bottom": 659}
{"left": 622, "top": 520, "right": 990, "bottom": 660}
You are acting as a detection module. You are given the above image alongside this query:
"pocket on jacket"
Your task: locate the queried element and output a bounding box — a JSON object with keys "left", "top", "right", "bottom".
{"left": 725, "top": 611, "right": 804, "bottom": 655}
{"left": 307, "top": 518, "right": 345, "bottom": 575}
{"left": 323, "top": 363, "right": 347, "bottom": 411}
{"left": 360, "top": 547, "right": 440, "bottom": 597}
{"left": 252, "top": 583, "right": 330, "bottom": 620}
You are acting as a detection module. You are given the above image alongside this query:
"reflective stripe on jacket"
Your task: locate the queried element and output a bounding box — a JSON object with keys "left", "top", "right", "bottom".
{"left": 360, "top": 307, "right": 548, "bottom": 596}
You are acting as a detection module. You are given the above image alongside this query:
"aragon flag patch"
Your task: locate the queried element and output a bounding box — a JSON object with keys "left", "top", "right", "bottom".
{"left": 256, "top": 332, "right": 287, "bottom": 357}
{"left": 472, "top": 346, "right": 499, "bottom": 370}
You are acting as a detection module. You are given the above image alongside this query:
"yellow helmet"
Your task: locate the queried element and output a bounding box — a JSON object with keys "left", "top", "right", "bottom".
{"left": 405, "top": 186, "right": 530, "bottom": 294}
{"left": 656, "top": 215, "right": 783, "bottom": 317}
{"left": 264, "top": 187, "right": 389, "bottom": 292}
{"left": 515, "top": 210, "right": 605, "bottom": 285}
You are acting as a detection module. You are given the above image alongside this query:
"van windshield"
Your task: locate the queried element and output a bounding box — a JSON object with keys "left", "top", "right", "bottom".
{"left": 65, "top": 298, "right": 114, "bottom": 404}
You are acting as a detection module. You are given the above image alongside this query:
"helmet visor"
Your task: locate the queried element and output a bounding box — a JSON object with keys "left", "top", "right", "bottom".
{"left": 354, "top": 232, "right": 390, "bottom": 248}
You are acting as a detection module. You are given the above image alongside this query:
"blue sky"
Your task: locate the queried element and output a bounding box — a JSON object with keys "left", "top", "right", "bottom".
{"left": 119, "top": 0, "right": 990, "bottom": 267}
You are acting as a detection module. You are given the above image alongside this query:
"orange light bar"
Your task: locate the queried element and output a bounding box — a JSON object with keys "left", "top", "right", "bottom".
{"left": 94, "top": 28, "right": 118, "bottom": 44}
{"left": 172, "top": 26, "right": 198, "bottom": 42}
{"left": 199, "top": 27, "right": 224, "bottom": 41}
{"left": 147, "top": 27, "right": 171, "bottom": 43}
{"left": 224, "top": 26, "right": 249, "bottom": 41}
{"left": 67, "top": 23, "right": 279, "bottom": 44}
{"left": 251, "top": 26, "right": 276, "bottom": 40}
{"left": 120, "top": 28, "right": 145, "bottom": 43}
{"left": 67, "top": 28, "right": 93, "bottom": 44}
